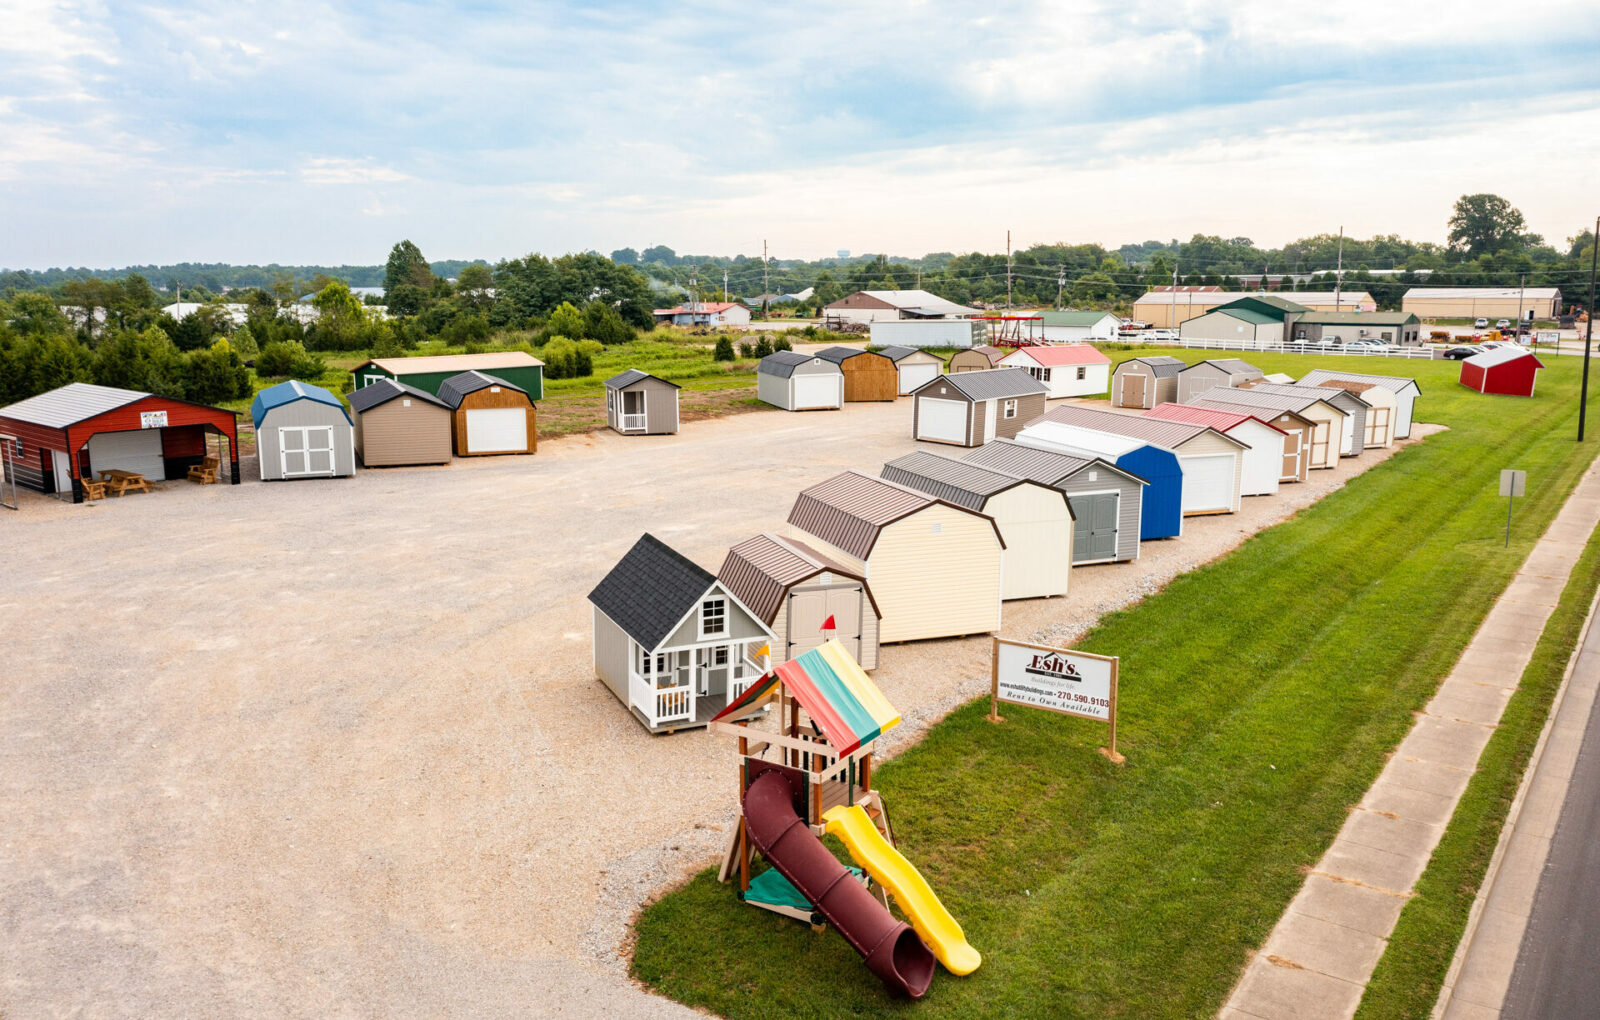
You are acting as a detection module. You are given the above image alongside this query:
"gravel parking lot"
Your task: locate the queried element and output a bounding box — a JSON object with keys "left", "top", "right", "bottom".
{"left": 0, "top": 397, "right": 1436, "bottom": 1016}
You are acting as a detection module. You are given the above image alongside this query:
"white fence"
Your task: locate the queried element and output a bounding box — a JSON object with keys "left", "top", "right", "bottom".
{"left": 1149, "top": 337, "right": 1440, "bottom": 360}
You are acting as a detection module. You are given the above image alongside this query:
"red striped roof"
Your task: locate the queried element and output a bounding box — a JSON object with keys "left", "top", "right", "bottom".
{"left": 1001, "top": 344, "right": 1111, "bottom": 367}
{"left": 1145, "top": 402, "right": 1287, "bottom": 436}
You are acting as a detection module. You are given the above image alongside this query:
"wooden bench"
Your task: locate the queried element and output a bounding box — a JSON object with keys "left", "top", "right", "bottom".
{"left": 187, "top": 455, "right": 220, "bottom": 484}
{"left": 80, "top": 477, "right": 108, "bottom": 501}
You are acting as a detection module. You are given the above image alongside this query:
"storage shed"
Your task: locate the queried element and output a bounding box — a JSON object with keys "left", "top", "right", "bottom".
{"left": 605, "top": 369, "right": 680, "bottom": 435}
{"left": 948, "top": 345, "right": 1007, "bottom": 373}
{"left": 882, "top": 450, "right": 1073, "bottom": 601}
{"left": 718, "top": 532, "right": 882, "bottom": 670}
{"left": 1193, "top": 387, "right": 1343, "bottom": 471}
{"left": 1038, "top": 310, "right": 1122, "bottom": 342}
{"left": 1459, "top": 347, "right": 1544, "bottom": 398}
{"left": 0, "top": 383, "right": 240, "bottom": 502}
{"left": 350, "top": 351, "right": 545, "bottom": 400}
{"left": 997, "top": 345, "right": 1113, "bottom": 399}
{"left": 909, "top": 369, "right": 1047, "bottom": 448}
{"left": 1306, "top": 379, "right": 1395, "bottom": 448}
{"left": 963, "top": 437, "right": 1145, "bottom": 564}
{"left": 347, "top": 378, "right": 453, "bottom": 467}
{"left": 757, "top": 351, "right": 844, "bottom": 411}
{"left": 1145, "top": 403, "right": 1286, "bottom": 496}
{"left": 1027, "top": 404, "right": 1248, "bottom": 516}
{"left": 1296, "top": 369, "right": 1421, "bottom": 438}
{"left": 437, "top": 371, "right": 537, "bottom": 457}
{"left": 589, "top": 533, "right": 776, "bottom": 733}
{"left": 1013, "top": 423, "right": 1182, "bottom": 540}
{"left": 787, "top": 470, "right": 1004, "bottom": 644}
{"left": 877, "top": 345, "right": 946, "bottom": 395}
{"left": 1111, "top": 356, "right": 1186, "bottom": 409}
{"left": 1243, "top": 381, "right": 1367, "bottom": 457}
{"left": 813, "top": 346, "right": 899, "bottom": 402}
{"left": 249, "top": 380, "right": 355, "bottom": 481}
{"left": 1176, "top": 359, "right": 1264, "bottom": 404}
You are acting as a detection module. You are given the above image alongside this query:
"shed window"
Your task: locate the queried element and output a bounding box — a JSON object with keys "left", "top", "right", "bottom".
{"left": 402, "top": 398, "right": 412, "bottom": 407}
{"left": 701, "top": 597, "right": 727, "bottom": 638}
{"left": 1003, "top": 399, "right": 1018, "bottom": 419}
{"left": 819, "top": 572, "right": 833, "bottom": 585}
{"left": 1028, "top": 367, "right": 1051, "bottom": 382}
{"left": 930, "top": 522, "right": 942, "bottom": 535}
{"left": 713, "top": 646, "right": 728, "bottom": 666}
{"left": 1076, "top": 366, "right": 1086, "bottom": 380}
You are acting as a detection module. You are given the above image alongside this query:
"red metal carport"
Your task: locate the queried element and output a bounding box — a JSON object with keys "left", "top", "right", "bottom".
{"left": 0, "top": 383, "right": 239, "bottom": 503}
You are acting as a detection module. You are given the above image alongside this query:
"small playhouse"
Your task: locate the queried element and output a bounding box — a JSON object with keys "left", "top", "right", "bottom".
{"left": 714, "top": 640, "right": 978, "bottom": 998}
{"left": 604, "top": 369, "right": 680, "bottom": 435}
{"left": 437, "top": 371, "right": 537, "bottom": 456}
{"left": 250, "top": 380, "right": 355, "bottom": 481}
{"left": 1460, "top": 346, "right": 1545, "bottom": 397}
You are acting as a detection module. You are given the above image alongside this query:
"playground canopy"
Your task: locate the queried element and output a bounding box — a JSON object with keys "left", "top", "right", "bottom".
{"left": 712, "top": 640, "right": 900, "bottom": 756}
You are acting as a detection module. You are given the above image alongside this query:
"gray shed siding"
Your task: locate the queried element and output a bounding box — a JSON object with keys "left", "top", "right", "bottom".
{"left": 660, "top": 585, "right": 771, "bottom": 649}
{"left": 592, "top": 605, "right": 634, "bottom": 704}
{"left": 609, "top": 376, "right": 680, "bottom": 434}
{"left": 256, "top": 399, "right": 356, "bottom": 480}
{"left": 1177, "top": 364, "right": 1238, "bottom": 404}
{"left": 757, "top": 359, "right": 841, "bottom": 411}
{"left": 1112, "top": 361, "right": 1179, "bottom": 409}
{"left": 1055, "top": 468, "right": 1142, "bottom": 563}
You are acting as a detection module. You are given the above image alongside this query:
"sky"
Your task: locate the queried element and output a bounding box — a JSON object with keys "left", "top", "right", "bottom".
{"left": 2, "top": 0, "right": 1598, "bottom": 269}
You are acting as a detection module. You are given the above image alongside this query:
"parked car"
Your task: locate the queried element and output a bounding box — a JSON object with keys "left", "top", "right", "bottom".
{"left": 1474, "top": 317, "right": 1489, "bottom": 329}
{"left": 1145, "top": 328, "right": 1179, "bottom": 342}
{"left": 1495, "top": 319, "right": 1511, "bottom": 330}
{"left": 1444, "top": 345, "right": 1485, "bottom": 360}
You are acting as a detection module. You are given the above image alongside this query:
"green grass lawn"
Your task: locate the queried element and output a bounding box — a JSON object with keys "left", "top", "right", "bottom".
{"left": 631, "top": 352, "right": 1600, "bottom": 1018}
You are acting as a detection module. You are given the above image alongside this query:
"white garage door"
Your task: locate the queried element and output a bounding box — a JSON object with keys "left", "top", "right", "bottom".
{"left": 465, "top": 408, "right": 527, "bottom": 453}
{"left": 88, "top": 429, "right": 165, "bottom": 480}
{"left": 793, "top": 374, "right": 840, "bottom": 409}
{"left": 1180, "top": 453, "right": 1235, "bottom": 513}
{"left": 899, "top": 363, "right": 938, "bottom": 393}
{"left": 916, "top": 397, "right": 969, "bottom": 444}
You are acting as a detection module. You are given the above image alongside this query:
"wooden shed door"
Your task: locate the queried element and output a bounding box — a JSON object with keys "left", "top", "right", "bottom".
{"left": 1280, "top": 429, "right": 1303, "bottom": 480}
{"left": 1120, "top": 373, "right": 1146, "bottom": 408}
{"left": 1367, "top": 407, "right": 1390, "bottom": 446}
{"left": 1309, "top": 421, "right": 1331, "bottom": 467}
{"left": 1070, "top": 492, "right": 1119, "bottom": 563}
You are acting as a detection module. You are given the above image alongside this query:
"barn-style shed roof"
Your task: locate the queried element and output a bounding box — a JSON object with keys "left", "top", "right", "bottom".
{"left": 718, "top": 532, "right": 877, "bottom": 626}
{"left": 875, "top": 345, "right": 944, "bottom": 364}
{"left": 250, "top": 380, "right": 350, "bottom": 428}
{"left": 813, "top": 345, "right": 888, "bottom": 365}
{"left": 1119, "top": 355, "right": 1186, "bottom": 378}
{"left": 788, "top": 470, "right": 1003, "bottom": 560}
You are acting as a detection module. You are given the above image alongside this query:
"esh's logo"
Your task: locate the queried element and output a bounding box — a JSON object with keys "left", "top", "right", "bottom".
{"left": 1026, "top": 654, "right": 1081, "bottom": 681}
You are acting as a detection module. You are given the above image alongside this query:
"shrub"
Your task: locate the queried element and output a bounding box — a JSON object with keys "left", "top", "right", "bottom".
{"left": 739, "top": 342, "right": 755, "bottom": 358}
{"left": 754, "top": 338, "right": 774, "bottom": 358}
{"left": 185, "top": 340, "right": 252, "bottom": 403}
{"left": 773, "top": 338, "right": 793, "bottom": 352}
{"left": 541, "top": 335, "right": 594, "bottom": 379}
{"left": 256, "top": 339, "right": 324, "bottom": 378}
{"left": 714, "top": 337, "right": 735, "bottom": 361}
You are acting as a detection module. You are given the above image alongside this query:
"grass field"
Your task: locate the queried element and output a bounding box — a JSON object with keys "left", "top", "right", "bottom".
{"left": 631, "top": 350, "right": 1600, "bottom": 1018}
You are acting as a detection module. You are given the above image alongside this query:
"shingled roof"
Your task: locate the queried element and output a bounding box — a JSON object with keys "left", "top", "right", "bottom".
{"left": 346, "top": 378, "right": 449, "bottom": 413}
{"left": 588, "top": 534, "right": 718, "bottom": 650}
{"left": 914, "top": 367, "right": 1046, "bottom": 401}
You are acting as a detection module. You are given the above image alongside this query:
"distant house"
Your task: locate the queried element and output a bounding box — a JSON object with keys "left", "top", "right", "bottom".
{"left": 1133, "top": 288, "right": 1376, "bottom": 328}
{"left": 1178, "top": 296, "right": 1309, "bottom": 347}
{"left": 997, "top": 345, "right": 1112, "bottom": 399}
{"left": 1290, "top": 312, "right": 1422, "bottom": 346}
{"left": 1037, "top": 310, "right": 1122, "bottom": 341}
{"left": 651, "top": 302, "right": 752, "bottom": 327}
{"left": 823, "top": 289, "right": 980, "bottom": 325}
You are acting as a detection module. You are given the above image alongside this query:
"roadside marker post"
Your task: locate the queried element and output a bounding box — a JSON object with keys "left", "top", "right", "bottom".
{"left": 1501, "top": 469, "right": 1526, "bottom": 548}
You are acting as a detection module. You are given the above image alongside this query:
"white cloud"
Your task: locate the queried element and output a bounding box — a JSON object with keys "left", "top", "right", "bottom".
{"left": 301, "top": 158, "right": 411, "bottom": 185}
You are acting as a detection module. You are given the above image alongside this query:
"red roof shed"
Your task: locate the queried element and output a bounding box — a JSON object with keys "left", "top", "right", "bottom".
{"left": 1459, "top": 347, "right": 1545, "bottom": 397}
{"left": 0, "top": 383, "right": 240, "bottom": 503}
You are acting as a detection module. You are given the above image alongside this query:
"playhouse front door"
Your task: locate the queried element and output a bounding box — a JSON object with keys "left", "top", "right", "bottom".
{"left": 696, "top": 646, "right": 731, "bottom": 698}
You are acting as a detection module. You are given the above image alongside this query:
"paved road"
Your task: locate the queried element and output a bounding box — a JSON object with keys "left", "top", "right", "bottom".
{"left": 1502, "top": 633, "right": 1600, "bottom": 1020}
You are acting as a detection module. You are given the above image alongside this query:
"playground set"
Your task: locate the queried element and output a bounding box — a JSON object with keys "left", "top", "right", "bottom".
{"left": 710, "top": 640, "right": 980, "bottom": 998}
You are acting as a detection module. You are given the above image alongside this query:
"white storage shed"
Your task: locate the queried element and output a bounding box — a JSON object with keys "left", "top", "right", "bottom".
{"left": 756, "top": 351, "right": 844, "bottom": 411}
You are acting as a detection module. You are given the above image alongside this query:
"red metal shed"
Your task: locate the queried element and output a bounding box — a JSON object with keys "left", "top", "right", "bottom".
{"left": 1459, "top": 347, "right": 1545, "bottom": 397}
{"left": 0, "top": 383, "right": 240, "bottom": 503}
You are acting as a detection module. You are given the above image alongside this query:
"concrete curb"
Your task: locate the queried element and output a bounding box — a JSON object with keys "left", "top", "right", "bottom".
{"left": 1430, "top": 576, "right": 1600, "bottom": 1018}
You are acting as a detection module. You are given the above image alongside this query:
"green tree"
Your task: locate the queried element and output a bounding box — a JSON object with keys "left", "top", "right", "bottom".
{"left": 1448, "top": 194, "right": 1531, "bottom": 258}
{"left": 9, "top": 292, "right": 71, "bottom": 337}
{"left": 384, "top": 240, "right": 434, "bottom": 294}
{"left": 545, "top": 301, "right": 585, "bottom": 340}
{"left": 93, "top": 326, "right": 185, "bottom": 394}
{"left": 610, "top": 247, "right": 640, "bottom": 265}
{"left": 582, "top": 301, "right": 635, "bottom": 344}
{"left": 184, "top": 339, "right": 251, "bottom": 403}
{"left": 257, "top": 339, "right": 324, "bottom": 378}
{"left": 385, "top": 283, "right": 429, "bottom": 318}
{"left": 308, "top": 280, "right": 368, "bottom": 350}
{"left": 230, "top": 323, "right": 260, "bottom": 359}
{"left": 713, "top": 336, "right": 734, "bottom": 361}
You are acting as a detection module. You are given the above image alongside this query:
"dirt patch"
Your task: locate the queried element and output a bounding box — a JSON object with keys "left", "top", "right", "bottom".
{"left": 536, "top": 385, "right": 769, "bottom": 438}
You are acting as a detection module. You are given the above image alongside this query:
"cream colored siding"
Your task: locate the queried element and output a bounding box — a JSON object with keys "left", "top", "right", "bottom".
{"left": 1229, "top": 421, "right": 1285, "bottom": 496}
{"left": 1300, "top": 405, "right": 1344, "bottom": 469}
{"left": 984, "top": 485, "right": 1071, "bottom": 600}
{"left": 355, "top": 398, "right": 452, "bottom": 466}
{"left": 791, "top": 506, "right": 1001, "bottom": 644}
{"left": 1176, "top": 431, "right": 1245, "bottom": 512}
{"left": 859, "top": 603, "right": 880, "bottom": 669}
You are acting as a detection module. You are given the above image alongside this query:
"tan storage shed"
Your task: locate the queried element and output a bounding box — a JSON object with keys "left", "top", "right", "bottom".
{"left": 910, "top": 369, "right": 1047, "bottom": 448}
{"left": 814, "top": 346, "right": 899, "bottom": 401}
{"left": 605, "top": 369, "right": 680, "bottom": 435}
{"left": 347, "top": 378, "right": 453, "bottom": 467}
{"left": 948, "top": 345, "right": 1007, "bottom": 373}
{"left": 882, "top": 451, "right": 1073, "bottom": 601}
{"left": 787, "top": 470, "right": 1004, "bottom": 644}
{"left": 438, "top": 371, "right": 537, "bottom": 457}
{"left": 1193, "top": 387, "right": 1345, "bottom": 471}
{"left": 718, "top": 532, "right": 882, "bottom": 670}
{"left": 1176, "top": 359, "right": 1263, "bottom": 404}
{"left": 1111, "top": 356, "right": 1185, "bottom": 409}
{"left": 1307, "top": 379, "right": 1395, "bottom": 448}
{"left": 878, "top": 345, "right": 947, "bottom": 395}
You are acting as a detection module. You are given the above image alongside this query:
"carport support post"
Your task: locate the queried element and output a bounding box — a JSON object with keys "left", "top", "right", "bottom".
{"left": 229, "top": 434, "right": 241, "bottom": 484}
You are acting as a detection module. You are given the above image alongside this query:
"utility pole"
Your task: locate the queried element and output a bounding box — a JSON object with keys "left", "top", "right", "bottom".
{"left": 723, "top": 270, "right": 728, "bottom": 303}
{"left": 690, "top": 267, "right": 699, "bottom": 320}
{"left": 761, "top": 239, "right": 769, "bottom": 320}
{"left": 1581, "top": 215, "right": 1598, "bottom": 441}
{"left": 1334, "top": 226, "right": 1344, "bottom": 310}
{"left": 1517, "top": 273, "right": 1525, "bottom": 335}
{"left": 1006, "top": 230, "right": 1013, "bottom": 309}
{"left": 1056, "top": 266, "right": 1066, "bottom": 310}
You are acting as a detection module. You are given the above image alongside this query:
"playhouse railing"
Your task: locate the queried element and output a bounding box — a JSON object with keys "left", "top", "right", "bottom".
{"left": 629, "top": 670, "right": 694, "bottom": 727}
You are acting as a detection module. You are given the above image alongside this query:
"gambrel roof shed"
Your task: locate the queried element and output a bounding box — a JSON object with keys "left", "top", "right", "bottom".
{"left": 881, "top": 450, "right": 1075, "bottom": 517}
{"left": 788, "top": 470, "right": 1004, "bottom": 560}
{"left": 719, "top": 532, "right": 880, "bottom": 626}
{"left": 436, "top": 370, "right": 529, "bottom": 408}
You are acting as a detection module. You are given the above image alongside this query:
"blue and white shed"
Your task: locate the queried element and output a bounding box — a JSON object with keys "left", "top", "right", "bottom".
{"left": 250, "top": 380, "right": 356, "bottom": 481}
{"left": 1015, "top": 421, "right": 1183, "bottom": 540}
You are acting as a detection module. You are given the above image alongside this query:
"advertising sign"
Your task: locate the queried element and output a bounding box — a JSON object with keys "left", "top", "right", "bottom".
{"left": 988, "top": 637, "right": 1123, "bottom": 763}
{"left": 140, "top": 410, "right": 168, "bottom": 429}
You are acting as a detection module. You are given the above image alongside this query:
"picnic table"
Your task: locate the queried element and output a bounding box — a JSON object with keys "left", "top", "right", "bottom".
{"left": 97, "top": 469, "right": 151, "bottom": 496}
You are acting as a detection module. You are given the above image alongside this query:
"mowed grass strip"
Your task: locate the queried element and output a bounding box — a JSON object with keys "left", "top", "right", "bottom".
{"left": 1355, "top": 511, "right": 1600, "bottom": 1019}
{"left": 632, "top": 355, "right": 1600, "bottom": 1019}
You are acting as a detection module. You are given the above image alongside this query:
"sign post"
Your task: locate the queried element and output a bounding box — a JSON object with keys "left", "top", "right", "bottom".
{"left": 1501, "top": 469, "right": 1526, "bottom": 548}
{"left": 987, "top": 637, "right": 1123, "bottom": 764}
